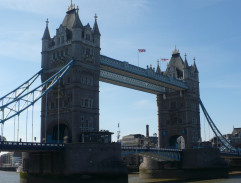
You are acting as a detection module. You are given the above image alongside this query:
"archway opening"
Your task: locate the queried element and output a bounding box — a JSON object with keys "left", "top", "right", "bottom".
{"left": 52, "top": 124, "right": 69, "bottom": 143}
{"left": 168, "top": 135, "right": 180, "bottom": 149}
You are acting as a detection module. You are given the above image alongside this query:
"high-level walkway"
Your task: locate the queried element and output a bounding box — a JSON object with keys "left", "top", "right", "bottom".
{"left": 100, "top": 55, "right": 188, "bottom": 94}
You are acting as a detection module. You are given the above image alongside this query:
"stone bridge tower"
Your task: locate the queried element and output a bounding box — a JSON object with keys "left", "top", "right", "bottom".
{"left": 41, "top": 4, "right": 101, "bottom": 143}
{"left": 157, "top": 47, "right": 200, "bottom": 148}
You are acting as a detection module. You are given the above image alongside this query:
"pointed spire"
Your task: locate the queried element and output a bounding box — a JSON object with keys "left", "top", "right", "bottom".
{"left": 193, "top": 57, "right": 199, "bottom": 73}
{"left": 93, "top": 13, "right": 100, "bottom": 35}
{"left": 172, "top": 45, "right": 179, "bottom": 54}
{"left": 42, "top": 18, "right": 50, "bottom": 40}
{"left": 72, "top": 6, "right": 83, "bottom": 29}
{"left": 68, "top": 0, "right": 75, "bottom": 11}
{"left": 156, "top": 60, "right": 161, "bottom": 74}
{"left": 184, "top": 53, "right": 189, "bottom": 68}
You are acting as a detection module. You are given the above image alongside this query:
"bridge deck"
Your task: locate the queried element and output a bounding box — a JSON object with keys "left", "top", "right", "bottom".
{"left": 121, "top": 146, "right": 182, "bottom": 162}
{"left": 0, "top": 141, "right": 65, "bottom": 152}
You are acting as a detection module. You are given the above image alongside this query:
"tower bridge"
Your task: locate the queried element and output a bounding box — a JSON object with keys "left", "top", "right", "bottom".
{"left": 0, "top": 2, "right": 240, "bottom": 181}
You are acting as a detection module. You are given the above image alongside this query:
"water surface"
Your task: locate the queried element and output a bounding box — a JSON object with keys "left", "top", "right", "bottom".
{"left": 1, "top": 171, "right": 241, "bottom": 183}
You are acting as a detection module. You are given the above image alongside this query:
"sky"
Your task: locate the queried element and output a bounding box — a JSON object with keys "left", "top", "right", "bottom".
{"left": 0, "top": 0, "right": 241, "bottom": 147}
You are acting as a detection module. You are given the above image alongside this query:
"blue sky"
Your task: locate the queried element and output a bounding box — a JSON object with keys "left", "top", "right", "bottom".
{"left": 0, "top": 0, "right": 241, "bottom": 145}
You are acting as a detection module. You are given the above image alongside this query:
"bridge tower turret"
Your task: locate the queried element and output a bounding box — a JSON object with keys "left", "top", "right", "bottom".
{"left": 40, "top": 4, "right": 101, "bottom": 143}
{"left": 93, "top": 14, "right": 101, "bottom": 48}
{"left": 157, "top": 48, "right": 200, "bottom": 148}
{"left": 41, "top": 19, "right": 51, "bottom": 69}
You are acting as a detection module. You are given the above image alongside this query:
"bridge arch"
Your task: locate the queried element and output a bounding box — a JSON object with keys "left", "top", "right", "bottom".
{"left": 169, "top": 135, "right": 185, "bottom": 149}
{"left": 46, "top": 121, "right": 72, "bottom": 143}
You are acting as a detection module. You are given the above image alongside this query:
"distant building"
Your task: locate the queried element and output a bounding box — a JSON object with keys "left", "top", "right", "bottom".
{"left": 0, "top": 152, "right": 22, "bottom": 167}
{"left": 210, "top": 128, "right": 241, "bottom": 148}
{"left": 121, "top": 125, "right": 158, "bottom": 172}
{"left": 230, "top": 128, "right": 241, "bottom": 148}
{"left": 121, "top": 134, "right": 145, "bottom": 147}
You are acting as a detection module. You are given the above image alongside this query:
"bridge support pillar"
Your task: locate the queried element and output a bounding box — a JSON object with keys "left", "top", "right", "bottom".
{"left": 21, "top": 143, "right": 127, "bottom": 182}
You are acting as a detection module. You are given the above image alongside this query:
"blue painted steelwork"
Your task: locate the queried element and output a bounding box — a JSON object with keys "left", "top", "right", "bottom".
{"left": 0, "top": 70, "right": 42, "bottom": 106}
{"left": 0, "top": 59, "right": 74, "bottom": 124}
{"left": 0, "top": 141, "right": 64, "bottom": 152}
{"left": 220, "top": 150, "right": 241, "bottom": 158}
{"left": 100, "top": 55, "right": 188, "bottom": 91}
{"left": 121, "top": 146, "right": 182, "bottom": 161}
{"left": 200, "top": 100, "right": 237, "bottom": 152}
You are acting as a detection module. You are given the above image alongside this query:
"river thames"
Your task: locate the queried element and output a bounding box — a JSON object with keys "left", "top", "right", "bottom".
{"left": 1, "top": 171, "right": 241, "bottom": 183}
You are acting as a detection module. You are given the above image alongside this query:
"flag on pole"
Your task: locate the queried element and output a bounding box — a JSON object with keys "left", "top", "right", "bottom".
{"left": 138, "top": 49, "right": 146, "bottom": 52}
{"left": 161, "top": 58, "right": 169, "bottom": 61}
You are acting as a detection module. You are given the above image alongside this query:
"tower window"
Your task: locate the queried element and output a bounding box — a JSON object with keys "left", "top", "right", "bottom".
{"left": 57, "top": 37, "right": 60, "bottom": 45}
{"left": 86, "top": 34, "right": 90, "bottom": 41}
{"left": 65, "top": 48, "right": 68, "bottom": 55}
{"left": 81, "top": 98, "right": 93, "bottom": 108}
{"left": 51, "top": 102, "right": 54, "bottom": 109}
{"left": 61, "top": 36, "right": 64, "bottom": 43}
{"left": 86, "top": 48, "right": 90, "bottom": 56}
{"left": 85, "top": 99, "right": 88, "bottom": 107}
{"left": 170, "top": 102, "right": 176, "bottom": 109}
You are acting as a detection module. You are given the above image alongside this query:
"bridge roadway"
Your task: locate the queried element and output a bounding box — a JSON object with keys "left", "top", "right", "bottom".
{"left": 0, "top": 141, "right": 64, "bottom": 152}
{"left": 1, "top": 141, "right": 240, "bottom": 162}
{"left": 0, "top": 141, "right": 181, "bottom": 161}
{"left": 99, "top": 55, "right": 188, "bottom": 94}
{"left": 0, "top": 141, "right": 181, "bottom": 162}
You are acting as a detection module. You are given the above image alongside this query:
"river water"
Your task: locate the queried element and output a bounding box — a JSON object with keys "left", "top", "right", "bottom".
{"left": 1, "top": 171, "right": 241, "bottom": 183}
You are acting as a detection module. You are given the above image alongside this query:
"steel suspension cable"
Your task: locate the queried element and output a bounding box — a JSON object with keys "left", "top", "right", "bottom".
{"left": 203, "top": 112, "right": 206, "bottom": 141}
{"left": 58, "top": 81, "right": 60, "bottom": 144}
{"left": 1, "top": 112, "right": 3, "bottom": 139}
{"left": 45, "top": 93, "right": 48, "bottom": 143}
{"left": 14, "top": 92, "right": 16, "bottom": 141}
{"left": 200, "top": 100, "right": 236, "bottom": 152}
{"left": 26, "top": 87, "right": 29, "bottom": 142}
{"left": 208, "top": 121, "right": 210, "bottom": 141}
{"left": 32, "top": 93, "right": 34, "bottom": 142}
{"left": 0, "top": 59, "right": 74, "bottom": 125}
{"left": 1, "top": 124, "right": 4, "bottom": 140}
{"left": 26, "top": 102, "right": 28, "bottom": 142}
{"left": 17, "top": 101, "right": 20, "bottom": 142}
{"left": 1, "top": 100, "right": 3, "bottom": 140}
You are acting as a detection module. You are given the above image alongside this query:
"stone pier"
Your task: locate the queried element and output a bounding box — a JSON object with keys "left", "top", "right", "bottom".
{"left": 139, "top": 148, "right": 228, "bottom": 179}
{"left": 21, "top": 143, "right": 127, "bottom": 182}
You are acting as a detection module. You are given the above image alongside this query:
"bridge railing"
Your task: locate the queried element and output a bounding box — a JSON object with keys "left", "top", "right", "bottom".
{"left": 121, "top": 146, "right": 182, "bottom": 152}
{"left": 0, "top": 141, "right": 65, "bottom": 151}
{"left": 121, "top": 146, "right": 182, "bottom": 161}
